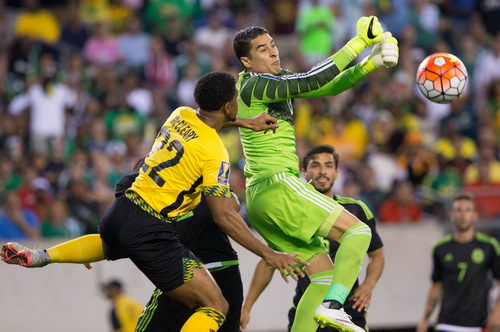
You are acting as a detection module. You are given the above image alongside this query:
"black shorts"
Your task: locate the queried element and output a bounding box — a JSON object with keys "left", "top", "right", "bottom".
{"left": 99, "top": 195, "right": 202, "bottom": 292}
{"left": 136, "top": 265, "right": 243, "bottom": 332}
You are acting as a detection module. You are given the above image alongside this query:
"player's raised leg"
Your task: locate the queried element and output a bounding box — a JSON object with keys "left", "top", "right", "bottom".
{"left": 2, "top": 234, "right": 105, "bottom": 267}
{"left": 313, "top": 209, "right": 371, "bottom": 332}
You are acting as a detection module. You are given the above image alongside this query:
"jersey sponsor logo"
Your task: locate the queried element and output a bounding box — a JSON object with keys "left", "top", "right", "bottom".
{"left": 217, "top": 161, "right": 230, "bottom": 186}
{"left": 471, "top": 248, "right": 485, "bottom": 264}
{"left": 169, "top": 115, "right": 199, "bottom": 142}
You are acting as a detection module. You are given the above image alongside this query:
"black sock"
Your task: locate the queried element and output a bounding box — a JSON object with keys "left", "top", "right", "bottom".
{"left": 322, "top": 300, "right": 343, "bottom": 309}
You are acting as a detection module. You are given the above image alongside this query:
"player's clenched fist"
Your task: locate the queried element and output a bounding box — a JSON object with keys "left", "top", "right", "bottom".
{"left": 345, "top": 15, "right": 384, "bottom": 57}
{"left": 371, "top": 32, "right": 399, "bottom": 69}
{"left": 356, "top": 16, "right": 384, "bottom": 47}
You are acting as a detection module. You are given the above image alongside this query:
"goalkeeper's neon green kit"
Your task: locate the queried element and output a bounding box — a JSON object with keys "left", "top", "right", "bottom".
{"left": 238, "top": 51, "right": 372, "bottom": 263}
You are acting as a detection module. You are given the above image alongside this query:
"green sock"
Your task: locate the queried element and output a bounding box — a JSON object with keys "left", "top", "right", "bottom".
{"left": 325, "top": 222, "right": 371, "bottom": 303}
{"left": 290, "top": 269, "right": 334, "bottom": 332}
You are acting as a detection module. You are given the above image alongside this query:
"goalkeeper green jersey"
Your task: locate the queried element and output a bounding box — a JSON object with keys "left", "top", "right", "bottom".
{"left": 237, "top": 55, "right": 368, "bottom": 187}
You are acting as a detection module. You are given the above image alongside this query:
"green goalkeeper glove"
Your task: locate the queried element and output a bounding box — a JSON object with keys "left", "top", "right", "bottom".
{"left": 361, "top": 32, "right": 399, "bottom": 74}
{"left": 345, "top": 16, "right": 384, "bottom": 58}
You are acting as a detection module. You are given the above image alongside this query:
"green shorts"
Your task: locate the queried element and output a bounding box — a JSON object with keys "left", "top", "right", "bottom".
{"left": 245, "top": 172, "right": 344, "bottom": 265}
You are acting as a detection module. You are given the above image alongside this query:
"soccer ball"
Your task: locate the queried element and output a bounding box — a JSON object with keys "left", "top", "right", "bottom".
{"left": 416, "top": 53, "right": 468, "bottom": 104}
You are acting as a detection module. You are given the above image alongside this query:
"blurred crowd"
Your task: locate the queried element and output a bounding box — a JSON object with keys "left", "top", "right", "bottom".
{"left": 0, "top": 0, "right": 499, "bottom": 240}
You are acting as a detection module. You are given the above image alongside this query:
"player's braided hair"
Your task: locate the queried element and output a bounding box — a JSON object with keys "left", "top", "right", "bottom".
{"left": 194, "top": 71, "right": 236, "bottom": 112}
{"left": 233, "top": 26, "right": 269, "bottom": 68}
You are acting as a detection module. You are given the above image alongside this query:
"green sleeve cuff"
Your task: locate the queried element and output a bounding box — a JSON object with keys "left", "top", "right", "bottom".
{"left": 329, "top": 46, "right": 356, "bottom": 71}
{"left": 344, "top": 37, "right": 366, "bottom": 58}
{"left": 360, "top": 56, "right": 378, "bottom": 75}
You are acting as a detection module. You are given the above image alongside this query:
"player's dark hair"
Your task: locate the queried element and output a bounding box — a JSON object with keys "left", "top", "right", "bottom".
{"left": 194, "top": 72, "right": 236, "bottom": 112}
{"left": 103, "top": 279, "right": 123, "bottom": 291}
{"left": 302, "top": 145, "right": 340, "bottom": 170}
{"left": 452, "top": 191, "right": 476, "bottom": 206}
{"left": 233, "top": 26, "right": 269, "bottom": 68}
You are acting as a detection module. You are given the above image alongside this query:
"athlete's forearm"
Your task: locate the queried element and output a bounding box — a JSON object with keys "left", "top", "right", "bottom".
{"left": 329, "top": 45, "right": 358, "bottom": 72}
{"left": 421, "top": 282, "right": 442, "bottom": 320}
{"left": 362, "top": 247, "right": 385, "bottom": 289}
{"left": 299, "top": 61, "right": 368, "bottom": 99}
{"left": 211, "top": 208, "right": 273, "bottom": 258}
{"left": 242, "top": 259, "right": 275, "bottom": 313}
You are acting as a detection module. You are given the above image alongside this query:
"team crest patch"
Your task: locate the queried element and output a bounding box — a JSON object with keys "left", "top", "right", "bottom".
{"left": 471, "top": 248, "right": 485, "bottom": 264}
{"left": 217, "top": 161, "right": 230, "bottom": 185}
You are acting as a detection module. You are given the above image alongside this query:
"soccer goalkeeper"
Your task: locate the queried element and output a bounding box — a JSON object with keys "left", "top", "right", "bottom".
{"left": 233, "top": 16, "right": 398, "bottom": 332}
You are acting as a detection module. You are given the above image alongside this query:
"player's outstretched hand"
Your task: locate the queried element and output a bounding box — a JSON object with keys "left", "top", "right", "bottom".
{"left": 370, "top": 32, "right": 399, "bottom": 69}
{"left": 262, "top": 251, "right": 308, "bottom": 283}
{"left": 247, "top": 112, "right": 279, "bottom": 134}
{"left": 356, "top": 16, "right": 384, "bottom": 48}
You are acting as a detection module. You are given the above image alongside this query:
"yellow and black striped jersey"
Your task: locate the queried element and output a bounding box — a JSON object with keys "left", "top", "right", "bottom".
{"left": 130, "top": 107, "right": 232, "bottom": 221}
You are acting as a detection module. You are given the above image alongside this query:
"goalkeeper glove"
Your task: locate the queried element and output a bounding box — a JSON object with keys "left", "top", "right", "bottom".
{"left": 345, "top": 16, "right": 384, "bottom": 58}
{"left": 361, "top": 32, "right": 399, "bottom": 74}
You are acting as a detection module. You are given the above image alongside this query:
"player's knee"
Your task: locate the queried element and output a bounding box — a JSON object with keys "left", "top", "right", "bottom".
{"left": 219, "top": 297, "right": 229, "bottom": 316}
{"left": 202, "top": 290, "right": 229, "bottom": 315}
{"left": 207, "top": 295, "right": 229, "bottom": 316}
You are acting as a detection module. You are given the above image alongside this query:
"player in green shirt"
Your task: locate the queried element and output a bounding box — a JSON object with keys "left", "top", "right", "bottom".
{"left": 233, "top": 16, "right": 398, "bottom": 332}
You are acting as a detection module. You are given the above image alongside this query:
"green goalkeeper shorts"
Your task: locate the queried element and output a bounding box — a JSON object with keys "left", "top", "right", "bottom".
{"left": 245, "top": 172, "right": 344, "bottom": 266}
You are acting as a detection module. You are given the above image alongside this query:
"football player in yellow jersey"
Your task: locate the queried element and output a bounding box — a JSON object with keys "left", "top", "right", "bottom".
{"left": 2, "top": 72, "right": 308, "bottom": 332}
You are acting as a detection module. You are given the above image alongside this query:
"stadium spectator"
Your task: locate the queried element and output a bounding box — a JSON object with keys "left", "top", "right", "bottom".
{"left": 357, "top": 162, "right": 386, "bottom": 213}
{"left": 194, "top": 10, "right": 234, "bottom": 59}
{"left": 83, "top": 22, "right": 122, "bottom": 69}
{"left": 14, "top": 0, "right": 60, "bottom": 45}
{"left": 103, "top": 90, "right": 145, "bottom": 142}
{"left": 144, "top": 37, "right": 177, "bottom": 90}
{"left": 316, "top": 110, "right": 369, "bottom": 168}
{"left": 378, "top": 180, "right": 423, "bottom": 223}
{"left": 475, "top": 0, "right": 500, "bottom": 36}
{"left": 474, "top": 33, "right": 500, "bottom": 105}
{"left": 296, "top": 0, "right": 335, "bottom": 68}
{"left": 79, "top": 0, "right": 110, "bottom": 25}
{"left": 432, "top": 121, "right": 477, "bottom": 173}
{"left": 123, "top": 72, "right": 152, "bottom": 117}
{"left": 60, "top": 1, "right": 90, "bottom": 51}
{"left": 483, "top": 79, "right": 500, "bottom": 135}
{"left": 176, "top": 61, "right": 199, "bottom": 109}
{"left": 439, "top": 91, "right": 477, "bottom": 139}
{"left": 421, "top": 153, "right": 462, "bottom": 218}
{"left": 118, "top": 16, "right": 151, "bottom": 70}
{"left": 8, "top": 53, "right": 77, "bottom": 157}
{"left": 0, "top": 189, "right": 40, "bottom": 239}
{"left": 366, "top": 130, "right": 403, "bottom": 194}
{"left": 396, "top": 131, "right": 437, "bottom": 187}
{"left": 463, "top": 144, "right": 500, "bottom": 186}
{"left": 41, "top": 198, "right": 82, "bottom": 238}
{"left": 64, "top": 177, "right": 100, "bottom": 234}
{"left": 174, "top": 38, "right": 212, "bottom": 80}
